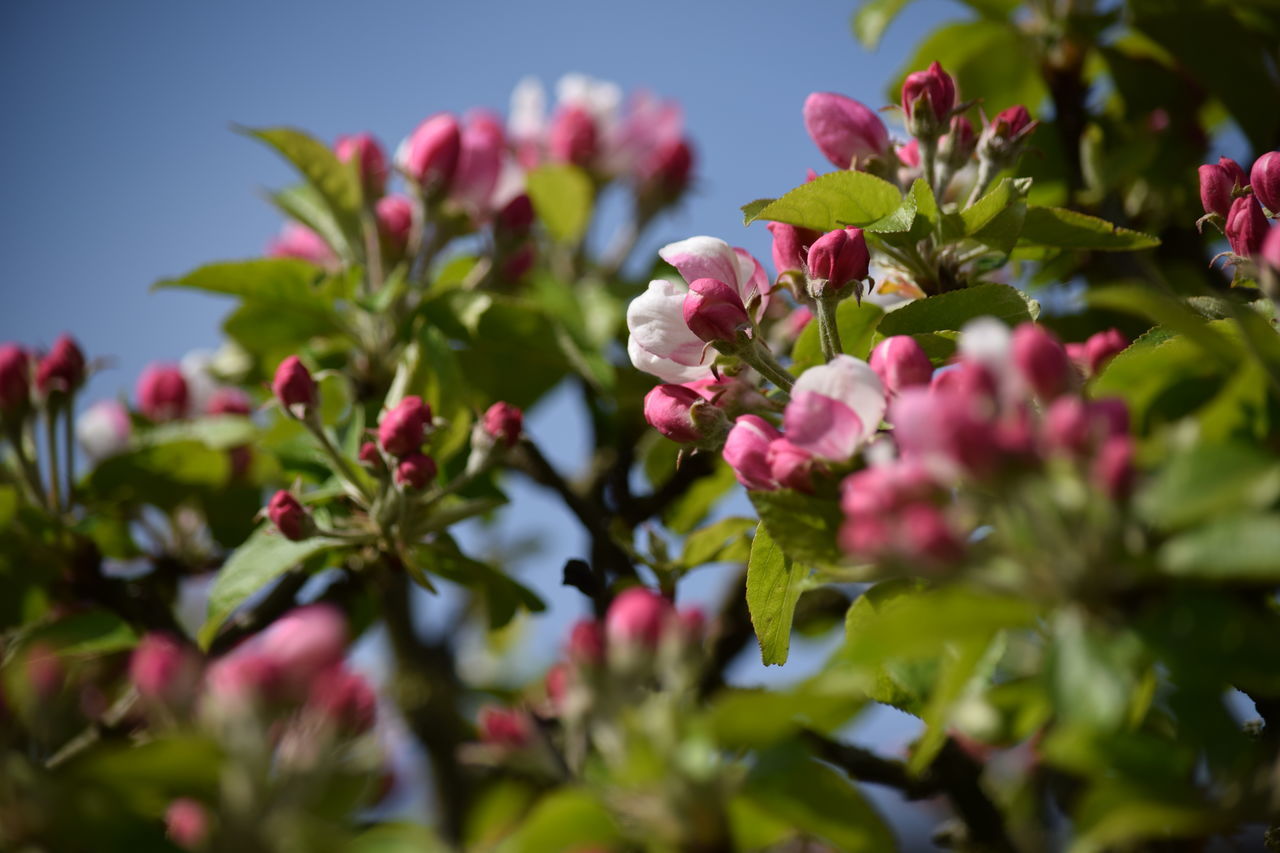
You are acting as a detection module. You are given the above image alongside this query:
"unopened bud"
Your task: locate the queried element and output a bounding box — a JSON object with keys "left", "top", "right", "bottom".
{"left": 395, "top": 452, "right": 437, "bottom": 490}
{"left": 376, "top": 195, "right": 414, "bottom": 255}
{"left": 682, "top": 278, "right": 750, "bottom": 343}
{"left": 0, "top": 344, "right": 31, "bottom": 417}
{"left": 166, "top": 799, "right": 210, "bottom": 851}
{"left": 723, "top": 414, "right": 781, "bottom": 491}
{"left": 901, "top": 61, "right": 956, "bottom": 136}
{"left": 1251, "top": 151, "right": 1280, "bottom": 215}
{"left": 307, "top": 666, "right": 376, "bottom": 733}
{"left": 358, "top": 441, "right": 385, "bottom": 471}
{"left": 267, "top": 490, "right": 311, "bottom": 541}
{"left": 378, "top": 395, "right": 431, "bottom": 457}
{"left": 137, "top": 364, "right": 189, "bottom": 422}
{"left": 767, "top": 222, "right": 820, "bottom": 280}
{"left": 638, "top": 138, "right": 694, "bottom": 203}
{"left": 806, "top": 228, "right": 869, "bottom": 299}
{"left": 567, "top": 619, "right": 606, "bottom": 666}
{"left": 396, "top": 114, "right": 461, "bottom": 192}
{"left": 548, "top": 105, "right": 598, "bottom": 168}
{"left": 1199, "top": 156, "right": 1247, "bottom": 218}
{"left": 1226, "top": 196, "right": 1268, "bottom": 258}
{"left": 35, "top": 334, "right": 86, "bottom": 400}
{"left": 335, "top": 132, "right": 389, "bottom": 198}
{"left": 803, "top": 92, "right": 891, "bottom": 169}
{"left": 977, "top": 105, "right": 1036, "bottom": 166}
{"left": 1011, "top": 323, "right": 1071, "bottom": 400}
{"left": 482, "top": 401, "right": 523, "bottom": 447}
{"left": 1082, "top": 328, "right": 1127, "bottom": 376}
{"left": 477, "top": 705, "right": 533, "bottom": 748}
{"left": 1093, "top": 434, "right": 1136, "bottom": 500}
{"left": 130, "top": 633, "right": 198, "bottom": 703}
{"left": 272, "top": 356, "right": 316, "bottom": 416}
{"left": 767, "top": 438, "right": 818, "bottom": 492}
{"left": 643, "top": 383, "right": 722, "bottom": 445}
{"left": 605, "top": 587, "right": 673, "bottom": 650}
{"left": 206, "top": 387, "right": 251, "bottom": 416}
{"left": 869, "top": 336, "right": 933, "bottom": 394}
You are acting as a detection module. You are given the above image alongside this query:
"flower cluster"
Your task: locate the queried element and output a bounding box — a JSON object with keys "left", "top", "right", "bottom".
{"left": 1197, "top": 150, "right": 1280, "bottom": 285}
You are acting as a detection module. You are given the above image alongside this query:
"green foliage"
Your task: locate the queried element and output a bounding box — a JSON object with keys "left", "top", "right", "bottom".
{"left": 742, "top": 171, "right": 903, "bottom": 231}
{"left": 525, "top": 164, "right": 594, "bottom": 244}
{"left": 791, "top": 300, "right": 884, "bottom": 371}
{"left": 746, "top": 525, "right": 809, "bottom": 666}
{"left": 876, "top": 282, "right": 1034, "bottom": 337}
{"left": 749, "top": 489, "right": 846, "bottom": 570}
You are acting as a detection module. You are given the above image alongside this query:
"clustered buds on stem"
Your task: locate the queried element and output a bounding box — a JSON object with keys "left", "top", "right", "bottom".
{"left": 396, "top": 113, "right": 462, "bottom": 196}
{"left": 394, "top": 452, "right": 437, "bottom": 490}
{"left": 1226, "top": 195, "right": 1268, "bottom": 258}
{"left": 0, "top": 344, "right": 31, "bottom": 419}
{"left": 335, "top": 132, "right": 389, "bottom": 198}
{"left": 682, "top": 278, "right": 751, "bottom": 344}
{"left": 378, "top": 395, "right": 432, "bottom": 457}
{"left": 267, "top": 489, "right": 312, "bottom": 541}
{"left": 481, "top": 401, "right": 524, "bottom": 448}
{"left": 1198, "top": 157, "right": 1247, "bottom": 219}
{"left": 805, "top": 228, "right": 869, "bottom": 300}
{"left": 35, "top": 335, "right": 86, "bottom": 404}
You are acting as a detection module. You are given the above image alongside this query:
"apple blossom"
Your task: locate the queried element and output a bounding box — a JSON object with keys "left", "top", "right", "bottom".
{"left": 782, "top": 356, "right": 886, "bottom": 463}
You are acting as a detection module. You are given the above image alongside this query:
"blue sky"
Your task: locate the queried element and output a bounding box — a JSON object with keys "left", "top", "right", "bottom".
{"left": 2, "top": 0, "right": 963, "bottom": 838}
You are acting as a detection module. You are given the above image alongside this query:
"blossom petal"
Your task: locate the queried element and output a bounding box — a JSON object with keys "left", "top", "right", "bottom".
{"left": 793, "top": 355, "right": 886, "bottom": 445}
{"left": 783, "top": 391, "right": 865, "bottom": 462}
{"left": 626, "top": 279, "right": 712, "bottom": 382}
{"left": 733, "top": 247, "right": 772, "bottom": 314}
{"left": 659, "top": 236, "right": 741, "bottom": 290}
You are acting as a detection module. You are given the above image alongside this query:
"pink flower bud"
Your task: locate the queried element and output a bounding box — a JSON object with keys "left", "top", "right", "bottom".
{"left": 35, "top": 334, "right": 86, "bottom": 398}
{"left": 1093, "top": 434, "right": 1136, "bottom": 500}
{"left": 1252, "top": 151, "right": 1280, "bottom": 214}
{"left": 206, "top": 387, "right": 251, "bottom": 416}
{"left": 676, "top": 607, "right": 706, "bottom": 641}
{"left": 267, "top": 223, "right": 339, "bottom": 269}
{"left": 901, "top": 61, "right": 956, "bottom": 126}
{"left": 682, "top": 277, "right": 750, "bottom": 343}
{"left": 1226, "top": 195, "right": 1268, "bottom": 257}
{"left": 77, "top": 399, "right": 131, "bottom": 459}
{"left": 1082, "top": 328, "right": 1127, "bottom": 376}
{"left": 1089, "top": 397, "right": 1130, "bottom": 439}
{"left": 482, "top": 401, "right": 523, "bottom": 447}
{"left": 378, "top": 395, "right": 432, "bottom": 457}
{"left": 307, "top": 666, "right": 376, "bottom": 733}
{"left": 1011, "top": 323, "right": 1071, "bottom": 400}
{"left": 548, "top": 105, "right": 599, "bottom": 167}
{"left": 376, "top": 195, "right": 414, "bottom": 254}
{"left": 1199, "top": 156, "right": 1246, "bottom": 217}
{"left": 897, "top": 139, "right": 920, "bottom": 168}
{"left": 267, "top": 490, "right": 310, "bottom": 541}
{"left": 335, "top": 132, "right": 389, "bottom": 198}
{"left": 1262, "top": 224, "right": 1280, "bottom": 272}
{"left": 478, "top": 705, "right": 533, "bottom": 748}
{"left": 869, "top": 336, "right": 933, "bottom": 394}
{"left": 496, "top": 194, "right": 535, "bottom": 238}
{"left": 397, "top": 113, "right": 462, "bottom": 190}
{"left": 767, "top": 222, "right": 821, "bottom": 277}
{"left": 166, "top": 799, "right": 210, "bottom": 850}
{"left": 939, "top": 115, "right": 977, "bottom": 167}
{"left": 0, "top": 344, "right": 31, "bottom": 416}
{"left": 643, "top": 384, "right": 708, "bottom": 444}
{"left": 452, "top": 111, "right": 505, "bottom": 215}
{"left": 501, "top": 244, "right": 536, "bottom": 283}
{"left": 395, "top": 452, "right": 437, "bottom": 490}
{"left": 891, "top": 387, "right": 999, "bottom": 478}
{"left": 929, "top": 360, "right": 998, "bottom": 405}
{"left": 605, "top": 587, "right": 673, "bottom": 649}
{"left": 723, "top": 414, "right": 781, "bottom": 491}
{"left": 358, "top": 441, "right": 385, "bottom": 471}
{"left": 638, "top": 137, "right": 694, "bottom": 200}
{"left": 840, "top": 460, "right": 938, "bottom": 518}
{"left": 567, "top": 619, "right": 606, "bottom": 666}
{"left": 900, "top": 503, "right": 963, "bottom": 565}
{"left": 204, "top": 652, "right": 281, "bottom": 703}
{"left": 803, "top": 92, "right": 891, "bottom": 169}
{"left": 136, "top": 363, "right": 189, "bottom": 422}
{"left": 988, "top": 105, "right": 1033, "bottom": 141}
{"left": 272, "top": 355, "right": 316, "bottom": 414}
{"left": 1042, "top": 396, "right": 1091, "bottom": 456}
{"left": 806, "top": 228, "right": 869, "bottom": 297}
{"left": 767, "top": 438, "right": 818, "bottom": 492}
{"left": 545, "top": 662, "right": 569, "bottom": 710}
{"left": 259, "top": 604, "right": 348, "bottom": 682}
{"left": 130, "top": 633, "right": 197, "bottom": 702}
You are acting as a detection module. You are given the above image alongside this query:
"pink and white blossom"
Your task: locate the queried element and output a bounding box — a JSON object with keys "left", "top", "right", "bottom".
{"left": 783, "top": 356, "right": 886, "bottom": 462}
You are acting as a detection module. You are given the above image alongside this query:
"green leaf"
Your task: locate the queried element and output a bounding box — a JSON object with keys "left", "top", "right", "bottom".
{"left": 862, "top": 187, "right": 917, "bottom": 234}
{"left": 747, "top": 524, "right": 809, "bottom": 666}
{"left": 681, "top": 516, "right": 756, "bottom": 568}
{"left": 241, "top": 126, "right": 363, "bottom": 246}
{"left": 791, "top": 300, "right": 885, "bottom": 372}
{"left": 138, "top": 416, "right": 257, "bottom": 451}
{"left": 1017, "top": 206, "right": 1160, "bottom": 251}
{"left": 743, "top": 748, "right": 897, "bottom": 852}
{"left": 24, "top": 611, "right": 138, "bottom": 659}
{"left": 1159, "top": 514, "right": 1280, "bottom": 581}
{"left": 851, "top": 0, "right": 915, "bottom": 49}
{"left": 525, "top": 164, "right": 594, "bottom": 244}
{"left": 1049, "top": 608, "right": 1142, "bottom": 732}
{"left": 414, "top": 537, "right": 545, "bottom": 630}
{"left": 267, "top": 183, "right": 352, "bottom": 258}
{"left": 350, "top": 823, "right": 451, "bottom": 853}
{"left": 740, "top": 198, "right": 773, "bottom": 224}
{"left": 154, "top": 257, "right": 327, "bottom": 301}
{"left": 1137, "top": 443, "right": 1280, "bottom": 530}
{"left": 85, "top": 440, "right": 232, "bottom": 510}
{"left": 838, "top": 579, "right": 935, "bottom": 715}
{"left": 742, "top": 171, "right": 903, "bottom": 232}
{"left": 876, "top": 283, "right": 1033, "bottom": 338}
{"left": 957, "top": 177, "right": 1019, "bottom": 237}
{"left": 200, "top": 526, "right": 347, "bottom": 648}
{"left": 749, "top": 489, "right": 846, "bottom": 570}
{"left": 661, "top": 460, "right": 738, "bottom": 535}
{"left": 706, "top": 687, "right": 862, "bottom": 747}
{"left": 497, "top": 789, "right": 622, "bottom": 853}
{"left": 1086, "top": 283, "right": 1240, "bottom": 366}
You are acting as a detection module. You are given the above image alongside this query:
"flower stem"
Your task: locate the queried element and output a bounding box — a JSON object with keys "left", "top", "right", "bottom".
{"left": 737, "top": 341, "right": 795, "bottom": 397}
{"left": 44, "top": 408, "right": 61, "bottom": 513}
{"left": 919, "top": 136, "right": 939, "bottom": 195}
{"left": 305, "top": 416, "right": 375, "bottom": 506}
{"left": 814, "top": 294, "right": 845, "bottom": 362}
{"left": 63, "top": 392, "right": 76, "bottom": 506}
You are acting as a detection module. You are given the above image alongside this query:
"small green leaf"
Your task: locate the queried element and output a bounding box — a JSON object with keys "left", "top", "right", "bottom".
{"left": 154, "top": 258, "right": 326, "bottom": 302}
{"left": 267, "top": 183, "right": 352, "bottom": 258}
{"left": 1138, "top": 443, "right": 1280, "bottom": 530}
{"left": 958, "top": 177, "right": 1019, "bottom": 237}
{"left": 862, "top": 188, "right": 917, "bottom": 234}
{"left": 681, "top": 516, "right": 756, "bottom": 568}
{"left": 876, "top": 283, "right": 1033, "bottom": 338}
{"left": 138, "top": 416, "right": 257, "bottom": 451}
{"left": 1160, "top": 514, "right": 1280, "bottom": 581}
{"left": 1087, "top": 283, "right": 1239, "bottom": 365}
{"left": 201, "top": 525, "right": 347, "bottom": 648}
{"left": 747, "top": 524, "right": 809, "bottom": 666}
{"left": 740, "top": 198, "right": 773, "bottom": 224}
{"left": 851, "top": 0, "right": 915, "bottom": 49}
{"left": 499, "top": 789, "right": 622, "bottom": 852}
{"left": 706, "top": 687, "right": 862, "bottom": 747}
{"left": 1018, "top": 206, "right": 1160, "bottom": 251}
{"left": 242, "top": 126, "right": 363, "bottom": 247}
{"left": 791, "top": 300, "right": 885, "bottom": 372}
{"left": 525, "top": 164, "right": 594, "bottom": 244}
{"left": 743, "top": 171, "right": 903, "bottom": 232}
{"left": 662, "top": 460, "right": 738, "bottom": 535}
{"left": 749, "top": 489, "right": 846, "bottom": 569}
{"left": 743, "top": 748, "right": 897, "bottom": 852}
{"left": 24, "top": 611, "right": 138, "bottom": 658}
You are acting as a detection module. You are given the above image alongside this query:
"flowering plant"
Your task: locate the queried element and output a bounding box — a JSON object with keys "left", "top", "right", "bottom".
{"left": 4, "top": 3, "right": 1280, "bottom": 850}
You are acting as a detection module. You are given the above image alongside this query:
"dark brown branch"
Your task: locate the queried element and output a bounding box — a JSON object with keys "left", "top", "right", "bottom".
{"left": 618, "top": 450, "right": 716, "bottom": 526}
